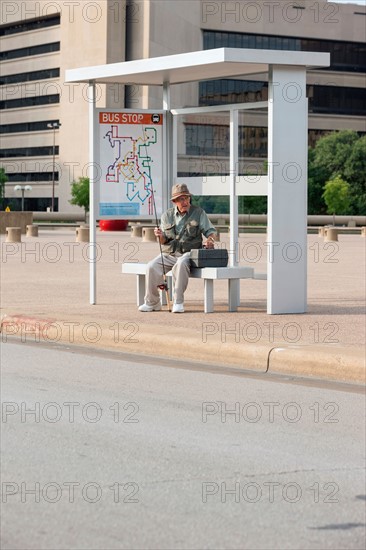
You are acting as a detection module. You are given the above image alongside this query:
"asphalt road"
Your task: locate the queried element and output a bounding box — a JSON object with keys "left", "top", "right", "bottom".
{"left": 1, "top": 340, "right": 365, "bottom": 550}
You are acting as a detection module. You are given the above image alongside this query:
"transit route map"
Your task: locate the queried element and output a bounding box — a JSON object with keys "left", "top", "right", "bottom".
{"left": 97, "top": 111, "right": 163, "bottom": 218}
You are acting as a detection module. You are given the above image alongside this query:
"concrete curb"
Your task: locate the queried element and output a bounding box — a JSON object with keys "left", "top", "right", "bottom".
{"left": 267, "top": 345, "right": 365, "bottom": 384}
{"left": 1, "top": 314, "right": 364, "bottom": 384}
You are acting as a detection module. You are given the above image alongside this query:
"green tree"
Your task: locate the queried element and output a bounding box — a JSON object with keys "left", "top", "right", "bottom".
{"left": 313, "top": 130, "right": 359, "bottom": 179}
{"left": 322, "top": 175, "right": 351, "bottom": 215}
{"left": 308, "top": 130, "right": 365, "bottom": 215}
{"left": 70, "top": 177, "right": 90, "bottom": 213}
{"left": 344, "top": 135, "right": 366, "bottom": 215}
{"left": 192, "top": 195, "right": 229, "bottom": 213}
{"left": 192, "top": 195, "right": 267, "bottom": 215}
{"left": 307, "top": 147, "right": 328, "bottom": 214}
{"left": 0, "top": 167, "right": 9, "bottom": 210}
{"left": 239, "top": 196, "right": 267, "bottom": 214}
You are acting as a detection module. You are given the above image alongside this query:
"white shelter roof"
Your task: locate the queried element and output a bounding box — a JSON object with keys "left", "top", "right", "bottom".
{"left": 65, "top": 47, "right": 330, "bottom": 86}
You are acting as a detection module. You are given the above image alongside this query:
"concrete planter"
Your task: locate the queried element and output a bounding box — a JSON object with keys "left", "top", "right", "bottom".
{"left": 0, "top": 212, "right": 33, "bottom": 234}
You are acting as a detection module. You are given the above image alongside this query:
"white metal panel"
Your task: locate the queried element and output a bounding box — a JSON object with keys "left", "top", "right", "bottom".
{"left": 236, "top": 175, "right": 268, "bottom": 196}
{"left": 230, "top": 109, "right": 239, "bottom": 268}
{"left": 267, "top": 66, "right": 308, "bottom": 314}
{"left": 163, "top": 83, "right": 172, "bottom": 213}
{"left": 171, "top": 101, "right": 268, "bottom": 114}
{"left": 65, "top": 48, "right": 330, "bottom": 86}
{"left": 176, "top": 175, "right": 268, "bottom": 196}
{"left": 89, "top": 82, "right": 97, "bottom": 305}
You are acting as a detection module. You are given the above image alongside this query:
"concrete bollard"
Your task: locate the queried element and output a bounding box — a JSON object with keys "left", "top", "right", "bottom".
{"left": 361, "top": 227, "right": 366, "bottom": 237}
{"left": 6, "top": 227, "right": 21, "bottom": 243}
{"left": 318, "top": 227, "right": 326, "bottom": 237}
{"left": 76, "top": 225, "right": 90, "bottom": 242}
{"left": 142, "top": 226, "right": 156, "bottom": 242}
{"left": 26, "top": 224, "right": 38, "bottom": 237}
{"left": 324, "top": 226, "right": 338, "bottom": 242}
{"left": 131, "top": 224, "right": 143, "bottom": 238}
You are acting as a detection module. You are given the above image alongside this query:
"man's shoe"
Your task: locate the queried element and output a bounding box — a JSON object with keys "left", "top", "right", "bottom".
{"left": 172, "top": 303, "right": 184, "bottom": 313}
{"left": 138, "top": 302, "right": 162, "bottom": 312}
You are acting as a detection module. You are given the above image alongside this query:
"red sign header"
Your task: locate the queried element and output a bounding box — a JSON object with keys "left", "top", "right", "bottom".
{"left": 99, "top": 112, "right": 163, "bottom": 125}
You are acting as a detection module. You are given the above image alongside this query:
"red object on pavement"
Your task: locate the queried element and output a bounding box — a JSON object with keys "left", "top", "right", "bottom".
{"left": 99, "top": 219, "right": 128, "bottom": 231}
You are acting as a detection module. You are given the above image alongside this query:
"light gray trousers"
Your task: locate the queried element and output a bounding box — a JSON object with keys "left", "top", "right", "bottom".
{"left": 144, "top": 252, "right": 191, "bottom": 306}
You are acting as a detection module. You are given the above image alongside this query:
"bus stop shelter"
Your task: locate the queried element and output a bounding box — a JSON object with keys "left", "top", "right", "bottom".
{"left": 66, "top": 47, "right": 330, "bottom": 314}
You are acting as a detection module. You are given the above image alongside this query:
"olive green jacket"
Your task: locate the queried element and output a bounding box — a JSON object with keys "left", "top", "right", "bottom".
{"left": 161, "top": 205, "right": 216, "bottom": 254}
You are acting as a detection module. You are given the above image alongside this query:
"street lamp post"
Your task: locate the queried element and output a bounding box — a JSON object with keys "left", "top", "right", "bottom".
{"left": 47, "top": 121, "right": 61, "bottom": 212}
{"left": 14, "top": 185, "right": 32, "bottom": 211}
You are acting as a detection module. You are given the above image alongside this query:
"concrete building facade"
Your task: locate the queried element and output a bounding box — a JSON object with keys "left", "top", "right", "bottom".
{"left": 0, "top": 0, "right": 365, "bottom": 212}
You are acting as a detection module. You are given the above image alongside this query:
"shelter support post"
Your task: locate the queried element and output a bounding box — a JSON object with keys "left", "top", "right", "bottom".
{"left": 267, "top": 66, "right": 308, "bottom": 314}
{"left": 172, "top": 114, "right": 178, "bottom": 187}
{"left": 163, "top": 82, "right": 172, "bottom": 212}
{"left": 89, "top": 81, "right": 97, "bottom": 305}
{"left": 229, "top": 109, "right": 240, "bottom": 305}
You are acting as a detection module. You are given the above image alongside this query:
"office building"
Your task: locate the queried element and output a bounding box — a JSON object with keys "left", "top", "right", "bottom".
{"left": 1, "top": 0, "right": 365, "bottom": 211}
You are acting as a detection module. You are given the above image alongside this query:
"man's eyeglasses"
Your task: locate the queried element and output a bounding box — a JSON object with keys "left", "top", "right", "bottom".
{"left": 175, "top": 196, "right": 190, "bottom": 203}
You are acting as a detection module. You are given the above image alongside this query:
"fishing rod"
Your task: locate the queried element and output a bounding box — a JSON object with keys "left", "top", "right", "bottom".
{"left": 149, "top": 179, "right": 171, "bottom": 312}
{"left": 139, "top": 125, "right": 171, "bottom": 311}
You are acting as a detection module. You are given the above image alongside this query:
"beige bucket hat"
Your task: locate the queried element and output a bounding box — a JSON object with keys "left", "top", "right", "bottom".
{"left": 170, "top": 183, "right": 192, "bottom": 201}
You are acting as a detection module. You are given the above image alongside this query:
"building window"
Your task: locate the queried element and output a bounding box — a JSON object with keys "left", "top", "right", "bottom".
{"left": 200, "top": 80, "right": 267, "bottom": 106}
{"left": 0, "top": 68, "right": 60, "bottom": 86}
{"left": 6, "top": 172, "right": 59, "bottom": 182}
{"left": 0, "top": 146, "right": 59, "bottom": 158}
{"left": 4, "top": 197, "right": 59, "bottom": 212}
{"left": 185, "top": 124, "right": 268, "bottom": 158}
{"left": 0, "top": 94, "right": 60, "bottom": 110}
{"left": 0, "top": 15, "right": 60, "bottom": 36}
{"left": 199, "top": 80, "right": 366, "bottom": 116}
{"left": 0, "top": 120, "right": 60, "bottom": 134}
{"left": 184, "top": 125, "right": 364, "bottom": 157}
{"left": 0, "top": 42, "right": 60, "bottom": 61}
{"left": 203, "top": 31, "right": 366, "bottom": 73}
{"left": 310, "top": 85, "right": 366, "bottom": 115}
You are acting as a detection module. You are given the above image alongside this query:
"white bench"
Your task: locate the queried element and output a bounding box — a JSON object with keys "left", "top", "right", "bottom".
{"left": 122, "top": 262, "right": 266, "bottom": 313}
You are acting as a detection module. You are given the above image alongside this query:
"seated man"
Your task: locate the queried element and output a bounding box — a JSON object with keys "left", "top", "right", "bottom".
{"left": 139, "top": 183, "right": 217, "bottom": 313}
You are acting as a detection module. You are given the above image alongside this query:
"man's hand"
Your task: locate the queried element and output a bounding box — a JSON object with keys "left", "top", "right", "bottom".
{"left": 154, "top": 227, "right": 163, "bottom": 238}
{"left": 154, "top": 227, "right": 166, "bottom": 243}
{"left": 205, "top": 236, "right": 216, "bottom": 249}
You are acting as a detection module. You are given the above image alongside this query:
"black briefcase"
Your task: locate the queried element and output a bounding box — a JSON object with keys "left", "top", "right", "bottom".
{"left": 189, "top": 248, "right": 228, "bottom": 268}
